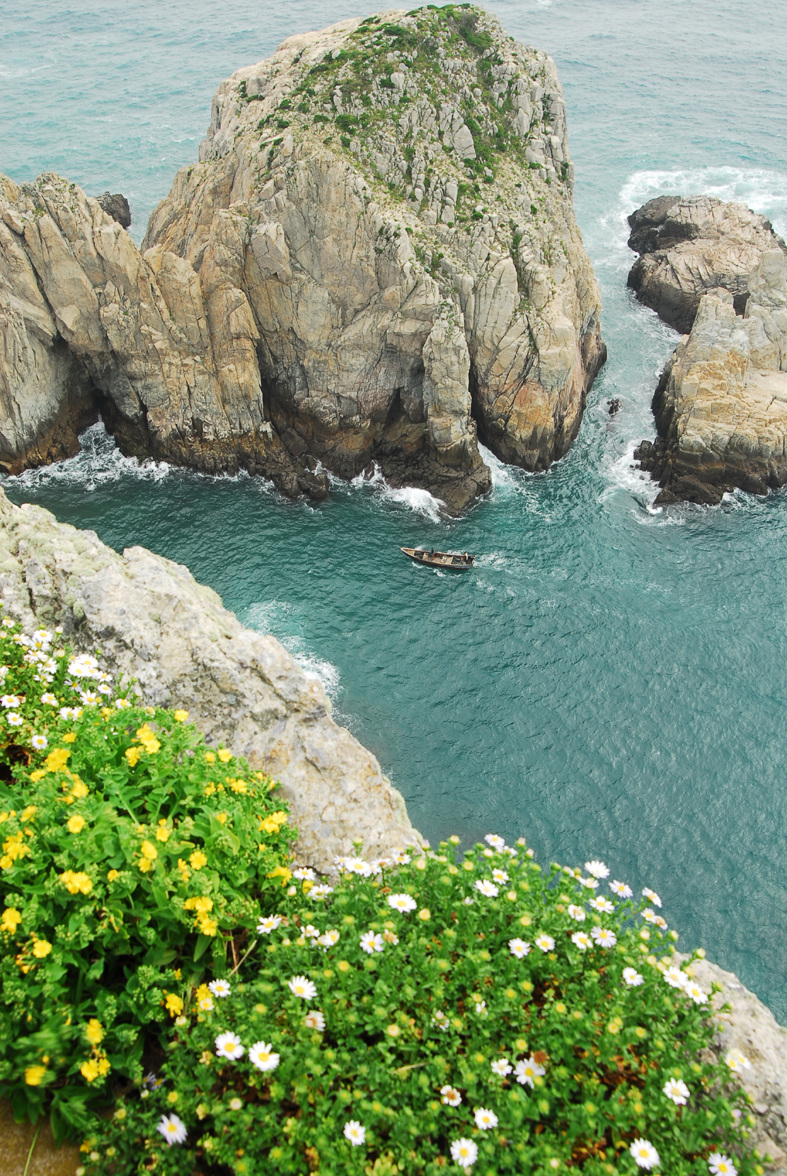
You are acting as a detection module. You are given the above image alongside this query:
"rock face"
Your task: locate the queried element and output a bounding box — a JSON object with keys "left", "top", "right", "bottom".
{"left": 688, "top": 956, "right": 787, "bottom": 1170}
{"left": 96, "top": 190, "right": 131, "bottom": 229}
{"left": 0, "top": 487, "right": 420, "bottom": 872}
{"left": 0, "top": 6, "right": 604, "bottom": 512}
{"left": 635, "top": 251, "right": 787, "bottom": 504}
{"left": 627, "top": 195, "right": 786, "bottom": 334}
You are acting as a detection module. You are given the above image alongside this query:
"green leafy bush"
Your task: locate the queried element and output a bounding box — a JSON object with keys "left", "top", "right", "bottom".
{"left": 83, "top": 840, "right": 756, "bottom": 1175}
{"left": 0, "top": 617, "right": 294, "bottom": 1138}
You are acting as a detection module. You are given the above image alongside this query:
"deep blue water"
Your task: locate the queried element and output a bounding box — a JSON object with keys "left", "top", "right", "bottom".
{"left": 3, "top": 1, "right": 787, "bottom": 1020}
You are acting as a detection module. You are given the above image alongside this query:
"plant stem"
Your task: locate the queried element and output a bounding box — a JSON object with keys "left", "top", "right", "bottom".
{"left": 23, "top": 1121, "right": 42, "bottom": 1176}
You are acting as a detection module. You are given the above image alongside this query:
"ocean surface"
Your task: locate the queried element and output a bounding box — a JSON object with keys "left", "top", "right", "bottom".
{"left": 3, "top": 0, "right": 787, "bottom": 1019}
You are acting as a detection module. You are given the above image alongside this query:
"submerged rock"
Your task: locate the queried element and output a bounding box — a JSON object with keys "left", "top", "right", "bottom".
{"left": 627, "top": 194, "right": 785, "bottom": 334}
{"left": 0, "top": 6, "right": 604, "bottom": 511}
{"left": 635, "top": 251, "right": 787, "bottom": 505}
{"left": 0, "top": 488, "right": 420, "bottom": 872}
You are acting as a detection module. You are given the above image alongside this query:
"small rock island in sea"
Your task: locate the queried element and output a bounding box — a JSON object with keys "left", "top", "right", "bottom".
{"left": 0, "top": 5, "right": 605, "bottom": 513}
{"left": 628, "top": 195, "right": 787, "bottom": 505}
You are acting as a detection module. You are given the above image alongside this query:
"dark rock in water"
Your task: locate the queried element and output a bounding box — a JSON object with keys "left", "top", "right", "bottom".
{"left": 97, "top": 190, "right": 131, "bottom": 228}
{"left": 626, "top": 194, "right": 785, "bottom": 333}
{"left": 607, "top": 397, "right": 621, "bottom": 416}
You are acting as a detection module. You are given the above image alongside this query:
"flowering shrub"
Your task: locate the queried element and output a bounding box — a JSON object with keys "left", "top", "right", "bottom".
{"left": 0, "top": 617, "right": 295, "bottom": 1138}
{"left": 83, "top": 839, "right": 758, "bottom": 1176}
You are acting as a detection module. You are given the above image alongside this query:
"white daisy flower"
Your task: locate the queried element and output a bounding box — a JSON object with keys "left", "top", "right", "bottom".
{"left": 724, "top": 1050, "right": 751, "bottom": 1073}
{"left": 440, "top": 1085, "right": 462, "bottom": 1106}
{"left": 310, "top": 884, "right": 334, "bottom": 898}
{"left": 30, "top": 734, "right": 48, "bottom": 750}
{"left": 481, "top": 848, "right": 495, "bottom": 858}
{"left": 343, "top": 857, "right": 373, "bottom": 877}
{"left": 535, "top": 933, "right": 555, "bottom": 952}
{"left": 360, "top": 931, "right": 384, "bottom": 955}
{"left": 590, "top": 926, "right": 616, "bottom": 948}
{"left": 515, "top": 1056, "right": 545, "bottom": 1087}
{"left": 215, "top": 1032, "right": 244, "bottom": 1061}
{"left": 571, "top": 931, "right": 591, "bottom": 951}
{"left": 1, "top": 695, "right": 22, "bottom": 708}
{"left": 67, "top": 654, "right": 100, "bottom": 679}
{"left": 156, "top": 1113, "right": 187, "bottom": 1146}
{"left": 663, "top": 1077, "right": 690, "bottom": 1105}
{"left": 114, "top": 698, "right": 131, "bottom": 709}
{"left": 208, "top": 979, "right": 231, "bottom": 998}
{"left": 642, "top": 887, "right": 662, "bottom": 908}
{"left": 474, "top": 1107, "right": 498, "bottom": 1130}
{"left": 622, "top": 967, "right": 644, "bottom": 987}
{"left": 248, "top": 1041, "right": 279, "bottom": 1072}
{"left": 567, "top": 904, "right": 586, "bottom": 922}
{"left": 463, "top": 897, "right": 474, "bottom": 905}
{"left": 40, "top": 693, "right": 58, "bottom": 706}
{"left": 585, "top": 860, "right": 610, "bottom": 879}
{"left": 258, "top": 915, "right": 283, "bottom": 935}
{"left": 472, "top": 997, "right": 487, "bottom": 1015}
{"left": 304, "top": 1010, "right": 325, "bottom": 1031}
{"left": 509, "top": 938, "right": 531, "bottom": 958}
{"left": 292, "top": 867, "right": 316, "bottom": 881}
{"left": 630, "top": 1139, "right": 660, "bottom": 1169}
{"left": 663, "top": 966, "right": 689, "bottom": 990}
{"left": 287, "top": 975, "right": 317, "bottom": 1000}
{"left": 391, "top": 851, "right": 411, "bottom": 865}
{"left": 475, "top": 879, "right": 499, "bottom": 897}
{"left": 7, "top": 712, "right": 23, "bottom": 726}
{"left": 318, "top": 929, "right": 340, "bottom": 949}
{"left": 79, "top": 690, "right": 100, "bottom": 706}
{"left": 484, "top": 834, "right": 506, "bottom": 849}
{"left": 492, "top": 868, "right": 509, "bottom": 884}
{"left": 387, "top": 893, "right": 417, "bottom": 913}
{"left": 491, "top": 1058, "right": 512, "bottom": 1076}
{"left": 641, "top": 908, "right": 659, "bottom": 924}
{"left": 590, "top": 896, "right": 614, "bottom": 914}
{"left": 432, "top": 1010, "right": 450, "bottom": 1031}
{"left": 303, "top": 925, "right": 320, "bottom": 939}
{"left": 685, "top": 981, "right": 709, "bottom": 1005}
{"left": 383, "top": 929, "right": 399, "bottom": 945}
{"left": 654, "top": 915, "right": 668, "bottom": 929}
{"left": 343, "top": 1120, "right": 366, "bottom": 1146}
{"left": 229, "top": 1097, "right": 243, "bottom": 1110}
{"left": 450, "top": 1139, "right": 478, "bottom": 1169}
{"left": 709, "top": 1155, "right": 737, "bottom": 1176}
{"left": 577, "top": 875, "right": 599, "bottom": 890}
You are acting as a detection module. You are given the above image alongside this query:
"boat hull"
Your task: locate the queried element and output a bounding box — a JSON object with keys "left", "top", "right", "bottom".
{"left": 401, "top": 547, "right": 474, "bottom": 571}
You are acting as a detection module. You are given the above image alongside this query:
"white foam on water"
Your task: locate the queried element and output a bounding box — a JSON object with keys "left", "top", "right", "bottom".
{"left": 2, "top": 421, "right": 173, "bottom": 491}
{"left": 239, "top": 601, "right": 341, "bottom": 702}
{"left": 346, "top": 463, "right": 446, "bottom": 522}
{"left": 290, "top": 649, "right": 341, "bottom": 701}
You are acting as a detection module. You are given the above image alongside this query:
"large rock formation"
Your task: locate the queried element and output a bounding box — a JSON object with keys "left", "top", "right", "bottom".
{"left": 0, "top": 6, "right": 604, "bottom": 512}
{"left": 627, "top": 195, "right": 786, "bottom": 334}
{"left": 635, "top": 250, "right": 787, "bottom": 504}
{"left": 0, "top": 487, "right": 420, "bottom": 873}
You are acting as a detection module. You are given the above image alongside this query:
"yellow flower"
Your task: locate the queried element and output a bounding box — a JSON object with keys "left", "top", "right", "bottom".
{"left": 1, "top": 907, "right": 22, "bottom": 933}
{"left": 386, "top": 1024, "right": 400, "bottom": 1037}
{"left": 32, "top": 939, "right": 52, "bottom": 958}
{"left": 137, "top": 858, "right": 153, "bottom": 873}
{"left": 337, "top": 960, "right": 351, "bottom": 973}
{"left": 218, "top": 748, "right": 232, "bottom": 763}
{"left": 45, "top": 747, "right": 70, "bottom": 772}
{"left": 184, "top": 896, "right": 213, "bottom": 913}
{"left": 173, "top": 710, "right": 188, "bottom": 722}
{"left": 107, "top": 869, "right": 120, "bottom": 882}
{"left": 215, "top": 812, "right": 228, "bottom": 825}
{"left": 197, "top": 915, "right": 218, "bottom": 936}
{"left": 61, "top": 870, "right": 93, "bottom": 895}
{"left": 25, "top": 1065, "right": 47, "bottom": 1086}
{"left": 62, "top": 732, "right": 77, "bottom": 744}
{"left": 80, "top": 1058, "right": 100, "bottom": 1083}
{"left": 165, "top": 993, "right": 183, "bottom": 1017}
{"left": 205, "top": 752, "right": 216, "bottom": 764}
{"left": 135, "top": 724, "right": 161, "bottom": 755}
{"left": 85, "top": 1019, "right": 103, "bottom": 1045}
{"left": 418, "top": 908, "right": 431, "bottom": 921}
{"left": 155, "top": 821, "right": 171, "bottom": 843}
{"left": 267, "top": 865, "right": 292, "bottom": 886}
{"left": 28, "top": 770, "right": 46, "bottom": 782}
{"left": 229, "top": 779, "right": 248, "bottom": 794}
{"left": 125, "top": 746, "right": 142, "bottom": 767}
{"left": 167, "top": 1090, "right": 179, "bottom": 1104}
{"left": 140, "top": 840, "right": 158, "bottom": 861}
{"left": 67, "top": 814, "right": 86, "bottom": 834}
{"left": 20, "top": 806, "right": 36, "bottom": 822}
{"left": 71, "top": 779, "right": 88, "bottom": 799}
{"left": 259, "top": 810, "right": 288, "bottom": 834}
{"left": 189, "top": 850, "right": 207, "bottom": 870}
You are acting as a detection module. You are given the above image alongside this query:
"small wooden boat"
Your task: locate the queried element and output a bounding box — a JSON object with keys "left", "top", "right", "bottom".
{"left": 401, "top": 547, "right": 475, "bottom": 570}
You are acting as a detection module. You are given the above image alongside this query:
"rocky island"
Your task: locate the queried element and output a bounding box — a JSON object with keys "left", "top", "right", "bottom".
{"left": 628, "top": 196, "right": 787, "bottom": 505}
{"left": 0, "top": 6, "right": 604, "bottom": 512}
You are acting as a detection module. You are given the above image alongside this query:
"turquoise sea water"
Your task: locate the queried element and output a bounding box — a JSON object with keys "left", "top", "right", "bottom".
{"left": 3, "top": 1, "right": 787, "bottom": 1019}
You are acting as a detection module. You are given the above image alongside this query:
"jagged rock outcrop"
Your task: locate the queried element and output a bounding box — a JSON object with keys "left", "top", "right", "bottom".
{"left": 96, "top": 191, "right": 131, "bottom": 229}
{"left": 627, "top": 195, "right": 786, "bottom": 334}
{"left": 0, "top": 487, "right": 420, "bottom": 873}
{"left": 635, "top": 250, "right": 787, "bottom": 504}
{"left": 0, "top": 6, "right": 604, "bottom": 512}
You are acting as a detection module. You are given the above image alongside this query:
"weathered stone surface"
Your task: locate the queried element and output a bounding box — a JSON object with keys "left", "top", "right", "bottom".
{"left": 685, "top": 956, "right": 787, "bottom": 1169}
{"left": 627, "top": 194, "right": 786, "bottom": 334}
{"left": 0, "top": 1100, "right": 80, "bottom": 1176}
{"left": 96, "top": 190, "right": 131, "bottom": 229}
{"left": 635, "top": 252, "right": 787, "bottom": 504}
{"left": 0, "top": 6, "right": 604, "bottom": 513}
{"left": 0, "top": 488, "right": 420, "bottom": 872}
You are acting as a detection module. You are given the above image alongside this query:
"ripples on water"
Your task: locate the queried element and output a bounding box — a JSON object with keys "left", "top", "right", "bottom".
{"left": 3, "top": 0, "right": 787, "bottom": 1020}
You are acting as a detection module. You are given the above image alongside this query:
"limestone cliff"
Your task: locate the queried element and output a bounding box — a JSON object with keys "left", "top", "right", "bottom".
{"left": 0, "top": 6, "right": 604, "bottom": 511}
{"left": 636, "top": 250, "right": 787, "bottom": 505}
{"left": 0, "top": 487, "right": 420, "bottom": 873}
{"left": 627, "top": 194, "right": 786, "bottom": 334}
